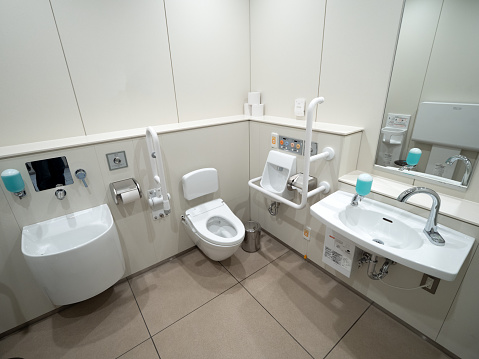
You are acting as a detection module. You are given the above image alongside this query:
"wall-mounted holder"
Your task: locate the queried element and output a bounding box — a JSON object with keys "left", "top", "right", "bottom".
{"left": 287, "top": 173, "right": 318, "bottom": 193}
{"left": 1, "top": 169, "right": 27, "bottom": 199}
{"left": 148, "top": 188, "right": 171, "bottom": 220}
{"left": 146, "top": 127, "right": 171, "bottom": 220}
{"left": 110, "top": 178, "right": 142, "bottom": 205}
{"left": 248, "top": 97, "right": 333, "bottom": 210}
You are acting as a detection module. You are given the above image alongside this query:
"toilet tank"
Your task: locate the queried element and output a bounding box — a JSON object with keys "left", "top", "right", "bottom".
{"left": 182, "top": 168, "right": 219, "bottom": 200}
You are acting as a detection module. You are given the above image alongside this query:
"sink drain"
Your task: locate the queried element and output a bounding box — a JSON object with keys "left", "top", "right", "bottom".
{"left": 373, "top": 239, "right": 385, "bottom": 245}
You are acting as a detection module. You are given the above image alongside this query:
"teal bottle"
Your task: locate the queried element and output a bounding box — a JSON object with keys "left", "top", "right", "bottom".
{"left": 1, "top": 169, "right": 25, "bottom": 193}
{"left": 406, "top": 148, "right": 422, "bottom": 166}
{"left": 356, "top": 173, "right": 373, "bottom": 196}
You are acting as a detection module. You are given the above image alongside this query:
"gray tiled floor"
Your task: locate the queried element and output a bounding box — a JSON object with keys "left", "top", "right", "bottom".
{"left": 0, "top": 233, "right": 450, "bottom": 359}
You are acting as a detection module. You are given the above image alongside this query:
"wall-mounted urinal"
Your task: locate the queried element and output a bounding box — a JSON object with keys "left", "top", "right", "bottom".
{"left": 21, "top": 204, "right": 125, "bottom": 305}
{"left": 260, "top": 150, "right": 297, "bottom": 200}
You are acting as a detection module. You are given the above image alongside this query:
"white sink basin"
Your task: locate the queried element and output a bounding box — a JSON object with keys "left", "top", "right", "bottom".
{"left": 310, "top": 191, "right": 475, "bottom": 281}
{"left": 22, "top": 204, "right": 125, "bottom": 305}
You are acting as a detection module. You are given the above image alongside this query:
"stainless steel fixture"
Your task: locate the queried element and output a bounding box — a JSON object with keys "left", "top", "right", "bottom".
{"left": 55, "top": 188, "right": 67, "bottom": 200}
{"left": 397, "top": 187, "right": 445, "bottom": 246}
{"left": 446, "top": 155, "right": 473, "bottom": 186}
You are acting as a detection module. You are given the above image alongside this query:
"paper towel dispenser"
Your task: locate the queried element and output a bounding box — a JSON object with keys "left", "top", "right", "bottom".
{"left": 412, "top": 102, "right": 479, "bottom": 151}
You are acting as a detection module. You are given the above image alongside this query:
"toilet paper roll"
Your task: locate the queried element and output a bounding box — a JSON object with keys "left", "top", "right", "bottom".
{"left": 251, "top": 104, "right": 264, "bottom": 117}
{"left": 120, "top": 190, "right": 140, "bottom": 204}
{"left": 248, "top": 92, "right": 261, "bottom": 105}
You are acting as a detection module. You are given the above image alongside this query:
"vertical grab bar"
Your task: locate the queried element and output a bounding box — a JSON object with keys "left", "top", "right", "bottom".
{"left": 247, "top": 97, "right": 333, "bottom": 209}
{"left": 146, "top": 127, "right": 171, "bottom": 218}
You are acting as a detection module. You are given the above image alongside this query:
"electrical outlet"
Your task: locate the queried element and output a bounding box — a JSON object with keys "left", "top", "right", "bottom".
{"left": 420, "top": 274, "right": 440, "bottom": 294}
{"left": 303, "top": 226, "right": 311, "bottom": 240}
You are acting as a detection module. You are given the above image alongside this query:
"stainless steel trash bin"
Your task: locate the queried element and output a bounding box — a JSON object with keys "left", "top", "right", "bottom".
{"left": 242, "top": 221, "right": 261, "bottom": 253}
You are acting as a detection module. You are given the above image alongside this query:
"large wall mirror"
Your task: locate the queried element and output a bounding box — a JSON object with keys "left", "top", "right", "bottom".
{"left": 374, "top": 0, "right": 479, "bottom": 189}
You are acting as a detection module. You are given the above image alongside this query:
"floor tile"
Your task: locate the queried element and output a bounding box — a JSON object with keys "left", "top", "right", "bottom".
{"left": 152, "top": 284, "right": 312, "bottom": 359}
{"left": 0, "top": 282, "right": 149, "bottom": 359}
{"left": 242, "top": 251, "right": 370, "bottom": 358}
{"left": 118, "top": 339, "right": 159, "bottom": 359}
{"left": 325, "top": 306, "right": 451, "bottom": 359}
{"left": 129, "top": 249, "right": 238, "bottom": 335}
{"left": 220, "top": 232, "right": 289, "bottom": 281}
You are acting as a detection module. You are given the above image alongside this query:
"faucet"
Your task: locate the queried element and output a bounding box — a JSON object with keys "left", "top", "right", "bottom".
{"left": 396, "top": 187, "right": 445, "bottom": 246}
{"left": 445, "top": 155, "right": 472, "bottom": 186}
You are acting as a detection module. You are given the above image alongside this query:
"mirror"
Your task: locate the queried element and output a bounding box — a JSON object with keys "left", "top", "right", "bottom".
{"left": 26, "top": 156, "right": 74, "bottom": 191}
{"left": 375, "top": 0, "right": 479, "bottom": 188}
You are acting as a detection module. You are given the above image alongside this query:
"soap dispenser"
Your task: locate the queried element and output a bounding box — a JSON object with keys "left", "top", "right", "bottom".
{"left": 351, "top": 173, "right": 372, "bottom": 206}
{"left": 1, "top": 169, "right": 27, "bottom": 199}
{"left": 399, "top": 148, "right": 422, "bottom": 171}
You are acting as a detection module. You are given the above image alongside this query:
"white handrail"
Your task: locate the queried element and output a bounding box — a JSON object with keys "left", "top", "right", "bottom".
{"left": 146, "top": 127, "right": 171, "bottom": 215}
{"left": 248, "top": 97, "right": 333, "bottom": 210}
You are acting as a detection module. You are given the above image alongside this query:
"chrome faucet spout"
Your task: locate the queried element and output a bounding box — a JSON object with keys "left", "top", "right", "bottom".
{"left": 445, "top": 155, "right": 472, "bottom": 186}
{"left": 396, "top": 187, "right": 445, "bottom": 246}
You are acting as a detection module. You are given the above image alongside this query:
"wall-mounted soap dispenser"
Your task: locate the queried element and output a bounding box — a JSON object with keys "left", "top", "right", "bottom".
{"left": 399, "top": 148, "right": 422, "bottom": 171}
{"left": 1, "top": 169, "right": 27, "bottom": 199}
{"left": 350, "top": 173, "right": 373, "bottom": 206}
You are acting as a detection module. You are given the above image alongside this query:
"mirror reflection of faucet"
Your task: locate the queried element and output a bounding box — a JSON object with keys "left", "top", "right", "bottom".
{"left": 445, "top": 155, "right": 473, "bottom": 186}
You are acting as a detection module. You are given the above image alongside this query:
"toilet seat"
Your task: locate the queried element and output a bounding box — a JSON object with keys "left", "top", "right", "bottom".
{"left": 185, "top": 199, "right": 244, "bottom": 247}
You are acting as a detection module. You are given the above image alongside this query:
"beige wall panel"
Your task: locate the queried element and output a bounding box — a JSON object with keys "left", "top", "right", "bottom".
{"left": 51, "top": 0, "right": 178, "bottom": 134}
{"left": 318, "top": 0, "right": 404, "bottom": 172}
{"left": 250, "top": 0, "right": 326, "bottom": 118}
{"left": 0, "top": 0, "right": 84, "bottom": 146}
{"left": 437, "top": 247, "right": 479, "bottom": 359}
{"left": 165, "top": 0, "right": 250, "bottom": 122}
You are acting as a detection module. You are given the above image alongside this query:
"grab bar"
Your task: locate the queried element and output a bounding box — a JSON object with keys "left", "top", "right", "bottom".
{"left": 248, "top": 97, "right": 333, "bottom": 209}
{"left": 146, "top": 127, "right": 171, "bottom": 218}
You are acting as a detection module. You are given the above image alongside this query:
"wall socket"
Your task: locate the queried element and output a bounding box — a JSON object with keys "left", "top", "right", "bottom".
{"left": 420, "top": 274, "right": 440, "bottom": 294}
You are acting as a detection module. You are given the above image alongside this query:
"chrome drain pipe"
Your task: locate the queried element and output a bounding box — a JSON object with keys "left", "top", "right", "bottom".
{"left": 360, "top": 252, "right": 392, "bottom": 280}
{"left": 268, "top": 201, "right": 280, "bottom": 216}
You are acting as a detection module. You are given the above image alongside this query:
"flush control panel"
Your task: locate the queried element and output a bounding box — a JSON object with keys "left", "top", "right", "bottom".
{"left": 277, "top": 135, "right": 318, "bottom": 156}
{"left": 106, "top": 151, "right": 128, "bottom": 171}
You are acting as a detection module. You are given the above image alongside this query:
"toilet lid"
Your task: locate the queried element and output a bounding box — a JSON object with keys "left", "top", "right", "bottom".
{"left": 185, "top": 199, "right": 245, "bottom": 246}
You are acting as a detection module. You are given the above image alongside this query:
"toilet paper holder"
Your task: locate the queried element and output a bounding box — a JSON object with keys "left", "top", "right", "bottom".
{"left": 110, "top": 178, "right": 142, "bottom": 205}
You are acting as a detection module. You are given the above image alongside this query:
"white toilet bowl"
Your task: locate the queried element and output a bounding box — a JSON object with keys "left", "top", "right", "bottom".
{"left": 182, "top": 199, "right": 245, "bottom": 261}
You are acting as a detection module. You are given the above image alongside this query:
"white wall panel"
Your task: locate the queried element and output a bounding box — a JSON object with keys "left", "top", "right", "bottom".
{"left": 0, "top": 0, "right": 84, "bottom": 146}
{"left": 51, "top": 0, "right": 178, "bottom": 134}
{"left": 318, "top": 0, "right": 404, "bottom": 172}
{"left": 165, "top": 0, "right": 250, "bottom": 122}
{"left": 251, "top": 0, "right": 326, "bottom": 119}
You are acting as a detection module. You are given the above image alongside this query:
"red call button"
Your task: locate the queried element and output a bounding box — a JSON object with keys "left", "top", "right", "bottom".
{"left": 280, "top": 140, "right": 284, "bottom": 145}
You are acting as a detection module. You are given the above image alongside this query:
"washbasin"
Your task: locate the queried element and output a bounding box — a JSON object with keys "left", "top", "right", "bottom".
{"left": 22, "top": 204, "right": 125, "bottom": 305}
{"left": 338, "top": 206, "right": 423, "bottom": 250}
{"left": 310, "top": 191, "right": 475, "bottom": 281}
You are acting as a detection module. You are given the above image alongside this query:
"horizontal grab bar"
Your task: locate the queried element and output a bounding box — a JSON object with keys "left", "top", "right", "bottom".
{"left": 248, "top": 176, "right": 330, "bottom": 210}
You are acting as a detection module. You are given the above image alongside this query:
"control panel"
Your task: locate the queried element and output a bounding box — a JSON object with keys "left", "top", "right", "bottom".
{"left": 277, "top": 135, "right": 318, "bottom": 156}
{"left": 106, "top": 151, "right": 128, "bottom": 171}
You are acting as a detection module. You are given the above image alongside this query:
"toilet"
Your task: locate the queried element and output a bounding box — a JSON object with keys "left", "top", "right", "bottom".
{"left": 181, "top": 168, "right": 245, "bottom": 261}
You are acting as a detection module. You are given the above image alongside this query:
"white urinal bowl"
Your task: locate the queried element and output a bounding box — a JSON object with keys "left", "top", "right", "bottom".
{"left": 21, "top": 204, "right": 125, "bottom": 305}
{"left": 260, "top": 150, "right": 296, "bottom": 200}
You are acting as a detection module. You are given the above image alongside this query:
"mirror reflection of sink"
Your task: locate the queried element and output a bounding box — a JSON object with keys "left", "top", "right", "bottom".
{"left": 22, "top": 204, "right": 125, "bottom": 305}
{"left": 310, "top": 191, "right": 475, "bottom": 281}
